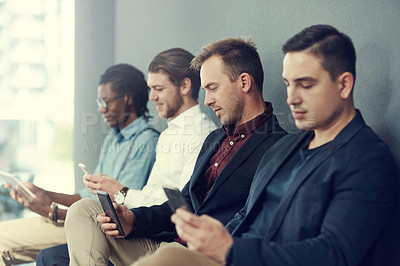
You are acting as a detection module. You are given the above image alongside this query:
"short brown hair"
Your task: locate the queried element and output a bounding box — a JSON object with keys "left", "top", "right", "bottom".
{"left": 191, "top": 37, "right": 264, "bottom": 92}
{"left": 148, "top": 48, "right": 200, "bottom": 100}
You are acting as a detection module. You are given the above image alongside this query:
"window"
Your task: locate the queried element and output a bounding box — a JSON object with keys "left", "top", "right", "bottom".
{"left": 0, "top": 0, "right": 74, "bottom": 220}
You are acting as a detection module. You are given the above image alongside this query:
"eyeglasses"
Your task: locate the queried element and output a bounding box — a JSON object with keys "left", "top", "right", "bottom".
{"left": 96, "top": 94, "right": 125, "bottom": 109}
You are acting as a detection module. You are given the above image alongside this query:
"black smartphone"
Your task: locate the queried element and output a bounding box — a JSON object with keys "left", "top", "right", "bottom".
{"left": 163, "top": 186, "right": 191, "bottom": 213}
{"left": 97, "top": 191, "right": 125, "bottom": 236}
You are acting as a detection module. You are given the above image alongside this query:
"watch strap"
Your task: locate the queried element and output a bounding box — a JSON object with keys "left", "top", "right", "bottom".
{"left": 120, "top": 186, "right": 129, "bottom": 196}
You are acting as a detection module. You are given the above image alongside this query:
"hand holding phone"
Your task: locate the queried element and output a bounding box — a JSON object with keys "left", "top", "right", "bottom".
{"left": 97, "top": 191, "right": 125, "bottom": 236}
{"left": 163, "top": 186, "right": 191, "bottom": 213}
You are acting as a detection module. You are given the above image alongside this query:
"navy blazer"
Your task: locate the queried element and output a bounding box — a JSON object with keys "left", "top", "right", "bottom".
{"left": 226, "top": 110, "right": 399, "bottom": 266}
{"left": 131, "top": 113, "right": 286, "bottom": 241}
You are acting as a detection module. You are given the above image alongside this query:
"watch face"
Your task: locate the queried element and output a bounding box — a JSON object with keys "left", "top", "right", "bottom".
{"left": 115, "top": 192, "right": 124, "bottom": 204}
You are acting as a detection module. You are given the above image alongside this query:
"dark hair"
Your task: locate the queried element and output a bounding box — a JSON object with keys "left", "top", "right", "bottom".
{"left": 148, "top": 48, "right": 200, "bottom": 100}
{"left": 191, "top": 37, "right": 264, "bottom": 92}
{"left": 99, "top": 64, "right": 150, "bottom": 119}
{"left": 282, "top": 24, "right": 356, "bottom": 83}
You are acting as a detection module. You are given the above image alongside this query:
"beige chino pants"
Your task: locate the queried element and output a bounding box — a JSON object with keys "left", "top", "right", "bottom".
{"left": 0, "top": 217, "right": 66, "bottom": 266}
{"left": 66, "top": 199, "right": 224, "bottom": 266}
{"left": 66, "top": 199, "right": 170, "bottom": 266}
{"left": 132, "top": 245, "right": 222, "bottom": 266}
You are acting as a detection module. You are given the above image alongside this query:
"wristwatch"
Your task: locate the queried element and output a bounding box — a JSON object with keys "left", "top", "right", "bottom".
{"left": 114, "top": 187, "right": 129, "bottom": 205}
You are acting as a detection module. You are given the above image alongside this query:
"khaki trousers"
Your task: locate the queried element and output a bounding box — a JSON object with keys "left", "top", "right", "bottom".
{"left": 132, "top": 245, "right": 222, "bottom": 266}
{"left": 66, "top": 199, "right": 163, "bottom": 266}
{"left": 0, "top": 217, "right": 66, "bottom": 266}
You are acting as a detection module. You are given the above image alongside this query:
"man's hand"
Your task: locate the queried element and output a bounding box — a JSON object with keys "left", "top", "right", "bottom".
{"left": 84, "top": 174, "right": 124, "bottom": 196}
{"left": 97, "top": 203, "right": 134, "bottom": 238}
{"left": 171, "top": 208, "right": 233, "bottom": 265}
{"left": 10, "top": 183, "right": 52, "bottom": 217}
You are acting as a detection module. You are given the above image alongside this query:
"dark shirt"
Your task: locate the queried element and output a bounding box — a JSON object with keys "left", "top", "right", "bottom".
{"left": 241, "top": 134, "right": 330, "bottom": 238}
{"left": 202, "top": 103, "right": 273, "bottom": 202}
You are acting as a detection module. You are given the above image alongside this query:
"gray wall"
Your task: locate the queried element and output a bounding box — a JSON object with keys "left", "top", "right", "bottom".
{"left": 75, "top": 0, "right": 400, "bottom": 264}
{"left": 74, "top": 0, "right": 115, "bottom": 180}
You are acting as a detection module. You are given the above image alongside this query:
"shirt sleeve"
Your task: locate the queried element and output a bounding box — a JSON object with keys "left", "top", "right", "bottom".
{"left": 177, "top": 117, "right": 216, "bottom": 189}
{"left": 76, "top": 133, "right": 111, "bottom": 199}
{"left": 116, "top": 131, "right": 158, "bottom": 190}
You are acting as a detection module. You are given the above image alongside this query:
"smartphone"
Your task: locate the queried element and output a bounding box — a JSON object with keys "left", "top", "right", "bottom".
{"left": 78, "top": 163, "right": 91, "bottom": 175}
{"left": 97, "top": 191, "right": 125, "bottom": 236}
{"left": 163, "top": 186, "right": 191, "bottom": 213}
{"left": 0, "top": 170, "right": 36, "bottom": 202}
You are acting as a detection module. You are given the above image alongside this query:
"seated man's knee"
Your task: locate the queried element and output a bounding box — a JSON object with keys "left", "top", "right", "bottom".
{"left": 134, "top": 246, "right": 188, "bottom": 266}
{"left": 65, "top": 198, "right": 100, "bottom": 228}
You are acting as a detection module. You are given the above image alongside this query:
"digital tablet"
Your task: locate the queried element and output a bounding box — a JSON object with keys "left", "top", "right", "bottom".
{"left": 0, "top": 170, "right": 36, "bottom": 201}
{"left": 97, "top": 191, "right": 125, "bottom": 236}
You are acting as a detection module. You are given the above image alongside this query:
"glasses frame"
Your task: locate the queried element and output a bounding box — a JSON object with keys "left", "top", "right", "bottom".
{"left": 96, "top": 94, "right": 125, "bottom": 109}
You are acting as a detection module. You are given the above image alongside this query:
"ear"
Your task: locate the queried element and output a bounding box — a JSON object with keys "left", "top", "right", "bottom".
{"left": 180, "top": 77, "right": 192, "bottom": 96}
{"left": 337, "top": 72, "right": 354, "bottom": 99}
{"left": 125, "top": 94, "right": 134, "bottom": 106}
{"left": 239, "top": 73, "right": 252, "bottom": 93}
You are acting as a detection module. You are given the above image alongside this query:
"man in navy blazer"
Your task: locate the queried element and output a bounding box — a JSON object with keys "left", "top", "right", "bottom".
{"left": 65, "top": 38, "right": 286, "bottom": 265}
{"left": 135, "top": 25, "right": 399, "bottom": 266}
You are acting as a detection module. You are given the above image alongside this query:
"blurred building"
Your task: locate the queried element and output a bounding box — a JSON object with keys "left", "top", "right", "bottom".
{"left": 0, "top": 0, "right": 74, "bottom": 220}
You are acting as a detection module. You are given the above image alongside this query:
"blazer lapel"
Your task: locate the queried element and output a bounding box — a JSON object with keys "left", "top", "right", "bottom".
{"left": 266, "top": 111, "right": 366, "bottom": 240}
{"left": 248, "top": 133, "right": 306, "bottom": 209}
{"left": 202, "top": 118, "right": 281, "bottom": 204}
{"left": 265, "top": 143, "right": 337, "bottom": 239}
{"left": 189, "top": 130, "right": 226, "bottom": 210}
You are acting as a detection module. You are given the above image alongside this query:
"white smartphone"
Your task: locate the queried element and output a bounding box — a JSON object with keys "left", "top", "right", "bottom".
{"left": 78, "top": 163, "right": 91, "bottom": 175}
{"left": 0, "top": 170, "right": 36, "bottom": 202}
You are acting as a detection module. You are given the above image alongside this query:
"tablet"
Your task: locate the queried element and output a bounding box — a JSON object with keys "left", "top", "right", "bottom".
{"left": 0, "top": 170, "right": 36, "bottom": 201}
{"left": 97, "top": 191, "right": 125, "bottom": 236}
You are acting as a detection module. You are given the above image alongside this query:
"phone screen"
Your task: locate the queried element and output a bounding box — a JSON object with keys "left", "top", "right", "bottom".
{"left": 97, "top": 191, "right": 125, "bottom": 236}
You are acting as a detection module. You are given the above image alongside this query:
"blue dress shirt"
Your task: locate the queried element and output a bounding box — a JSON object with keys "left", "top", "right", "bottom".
{"left": 78, "top": 116, "right": 159, "bottom": 199}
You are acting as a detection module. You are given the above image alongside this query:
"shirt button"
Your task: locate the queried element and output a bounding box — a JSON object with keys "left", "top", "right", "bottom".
{"left": 214, "top": 163, "right": 218, "bottom": 167}
{"left": 229, "top": 141, "right": 234, "bottom": 145}
{"left": 241, "top": 134, "right": 245, "bottom": 139}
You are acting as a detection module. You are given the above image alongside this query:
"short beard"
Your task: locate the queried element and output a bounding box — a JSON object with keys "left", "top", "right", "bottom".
{"left": 166, "top": 91, "right": 184, "bottom": 119}
{"left": 222, "top": 98, "right": 244, "bottom": 126}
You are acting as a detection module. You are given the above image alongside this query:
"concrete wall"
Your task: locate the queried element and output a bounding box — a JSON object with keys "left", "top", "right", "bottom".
{"left": 74, "top": 0, "right": 115, "bottom": 181}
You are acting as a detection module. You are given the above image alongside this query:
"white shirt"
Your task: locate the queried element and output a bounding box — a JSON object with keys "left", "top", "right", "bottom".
{"left": 124, "top": 104, "right": 217, "bottom": 208}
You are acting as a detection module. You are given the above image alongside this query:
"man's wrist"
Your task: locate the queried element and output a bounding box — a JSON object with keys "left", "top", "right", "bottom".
{"left": 48, "top": 202, "right": 64, "bottom": 226}
{"left": 125, "top": 211, "right": 137, "bottom": 239}
{"left": 114, "top": 187, "right": 129, "bottom": 205}
{"left": 48, "top": 202, "right": 56, "bottom": 220}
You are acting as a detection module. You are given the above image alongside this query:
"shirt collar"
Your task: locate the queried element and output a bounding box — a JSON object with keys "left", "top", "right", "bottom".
{"left": 110, "top": 116, "right": 147, "bottom": 140}
{"left": 167, "top": 104, "right": 202, "bottom": 130}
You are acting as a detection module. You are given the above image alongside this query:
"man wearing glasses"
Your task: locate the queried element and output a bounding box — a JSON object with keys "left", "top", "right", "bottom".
{"left": 34, "top": 48, "right": 217, "bottom": 265}
{"left": 0, "top": 64, "right": 159, "bottom": 265}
